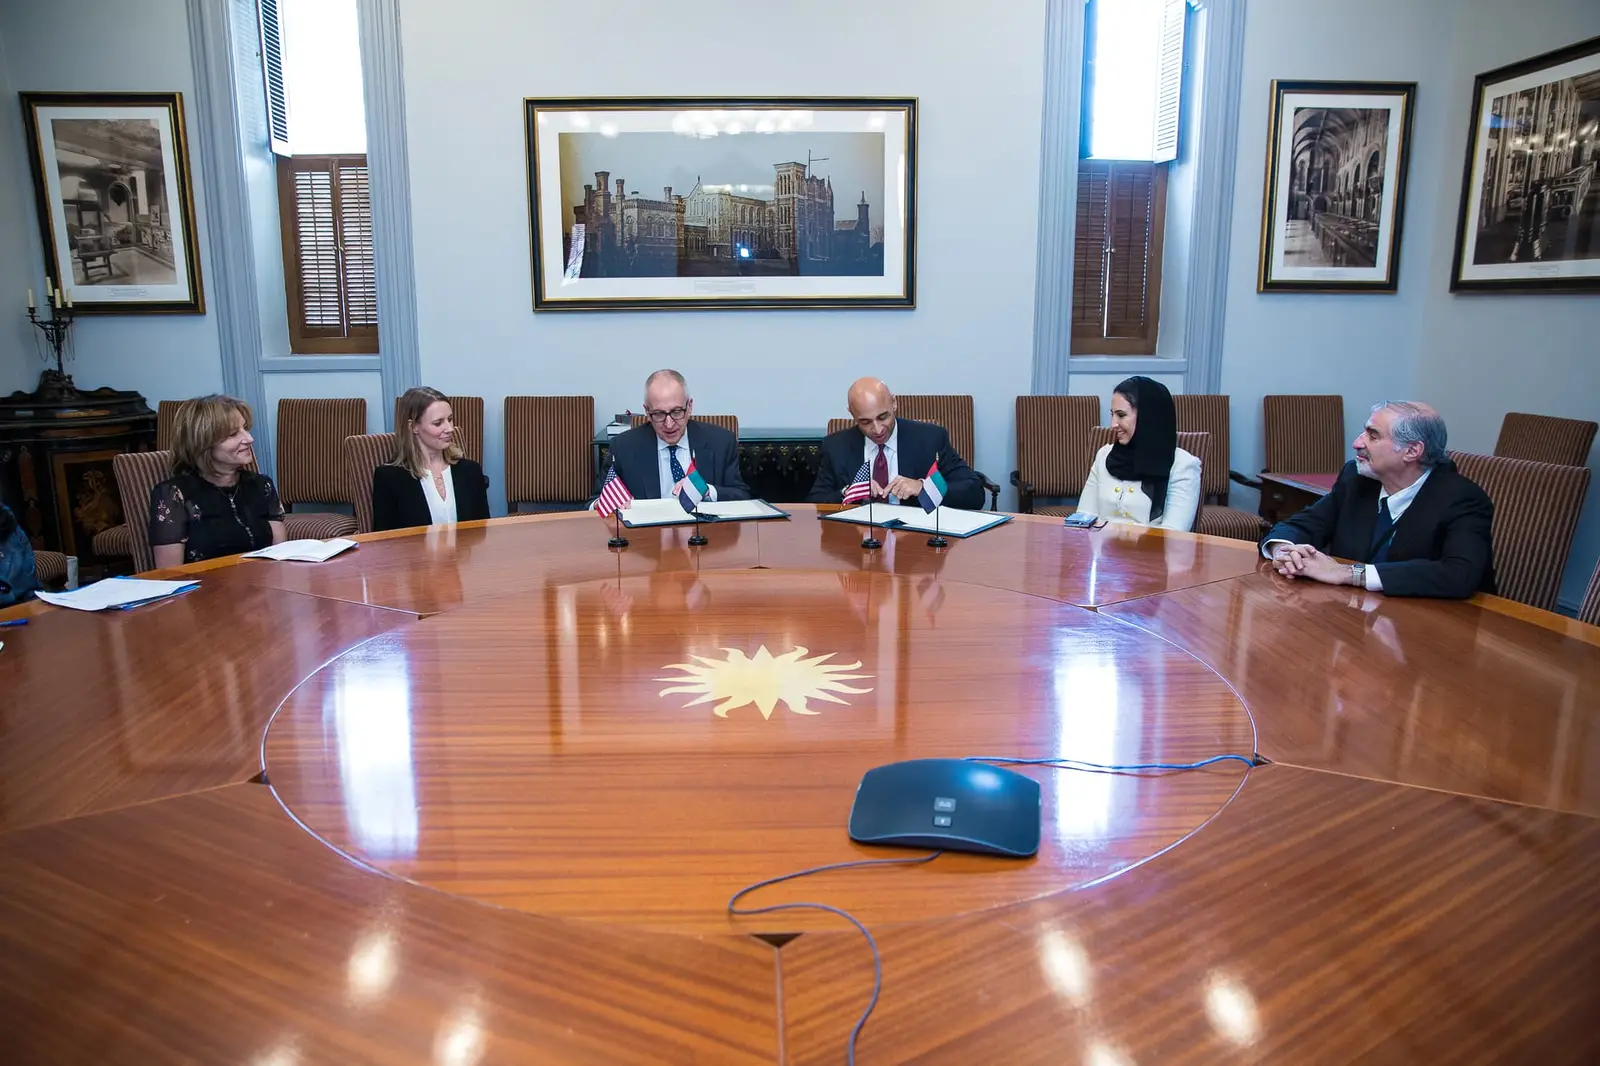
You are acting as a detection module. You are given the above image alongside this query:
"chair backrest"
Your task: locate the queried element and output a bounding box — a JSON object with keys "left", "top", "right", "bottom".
{"left": 826, "top": 417, "right": 852, "bottom": 436}
{"left": 112, "top": 449, "right": 174, "bottom": 574}
{"left": 1173, "top": 394, "right": 1231, "bottom": 503}
{"left": 1494, "top": 412, "right": 1598, "bottom": 467}
{"left": 1086, "top": 427, "right": 1208, "bottom": 531}
{"left": 1263, "top": 394, "right": 1345, "bottom": 474}
{"left": 505, "top": 396, "right": 594, "bottom": 505}
{"left": 1449, "top": 450, "right": 1592, "bottom": 613}
{"left": 630, "top": 413, "right": 739, "bottom": 440}
{"left": 343, "top": 432, "right": 397, "bottom": 534}
{"left": 276, "top": 398, "right": 367, "bottom": 507}
{"left": 1014, "top": 395, "right": 1100, "bottom": 499}
{"left": 896, "top": 395, "right": 975, "bottom": 461}
{"left": 393, "top": 394, "right": 485, "bottom": 465}
{"left": 1579, "top": 560, "right": 1600, "bottom": 627}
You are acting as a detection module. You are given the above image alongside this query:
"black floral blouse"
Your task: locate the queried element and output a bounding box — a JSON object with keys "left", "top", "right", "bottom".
{"left": 148, "top": 471, "right": 285, "bottom": 563}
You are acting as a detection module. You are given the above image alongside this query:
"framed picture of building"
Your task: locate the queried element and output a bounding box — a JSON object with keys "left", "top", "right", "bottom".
{"left": 19, "top": 91, "right": 204, "bottom": 314}
{"left": 1257, "top": 81, "right": 1417, "bottom": 293}
{"left": 524, "top": 97, "right": 917, "bottom": 310}
{"left": 1450, "top": 35, "right": 1600, "bottom": 293}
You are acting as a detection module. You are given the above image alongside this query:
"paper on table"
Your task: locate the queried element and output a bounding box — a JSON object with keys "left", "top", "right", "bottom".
{"left": 694, "top": 499, "right": 783, "bottom": 520}
{"left": 37, "top": 577, "right": 200, "bottom": 612}
{"left": 242, "top": 538, "right": 357, "bottom": 562}
{"left": 619, "top": 498, "right": 695, "bottom": 525}
{"left": 830, "top": 504, "right": 1002, "bottom": 536}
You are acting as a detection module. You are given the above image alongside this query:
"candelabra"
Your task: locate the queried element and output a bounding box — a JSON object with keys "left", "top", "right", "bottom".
{"left": 27, "top": 299, "right": 78, "bottom": 401}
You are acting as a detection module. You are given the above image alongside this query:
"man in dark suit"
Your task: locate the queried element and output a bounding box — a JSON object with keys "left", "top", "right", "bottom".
{"left": 1262, "top": 401, "right": 1494, "bottom": 599}
{"left": 594, "top": 369, "right": 749, "bottom": 502}
{"left": 807, "top": 378, "right": 984, "bottom": 510}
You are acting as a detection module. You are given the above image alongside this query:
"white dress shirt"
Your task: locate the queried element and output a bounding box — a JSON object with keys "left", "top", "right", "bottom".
{"left": 419, "top": 468, "right": 457, "bottom": 525}
{"left": 864, "top": 425, "right": 901, "bottom": 501}
{"left": 1265, "top": 468, "right": 1432, "bottom": 591}
{"left": 656, "top": 435, "right": 717, "bottom": 501}
{"left": 1076, "top": 444, "right": 1202, "bottom": 531}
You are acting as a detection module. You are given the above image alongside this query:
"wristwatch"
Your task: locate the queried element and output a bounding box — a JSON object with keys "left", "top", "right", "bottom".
{"left": 1349, "top": 563, "right": 1366, "bottom": 588}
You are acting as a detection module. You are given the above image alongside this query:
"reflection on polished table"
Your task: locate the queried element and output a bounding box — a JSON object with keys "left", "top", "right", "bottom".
{"left": 2, "top": 506, "right": 1597, "bottom": 1064}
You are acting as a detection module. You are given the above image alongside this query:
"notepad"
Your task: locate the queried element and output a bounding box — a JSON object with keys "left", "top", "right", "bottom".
{"left": 824, "top": 504, "right": 1012, "bottom": 538}
{"left": 37, "top": 577, "right": 200, "bottom": 612}
{"left": 692, "top": 500, "right": 788, "bottom": 521}
{"left": 619, "top": 498, "right": 698, "bottom": 526}
{"left": 242, "top": 538, "right": 358, "bottom": 562}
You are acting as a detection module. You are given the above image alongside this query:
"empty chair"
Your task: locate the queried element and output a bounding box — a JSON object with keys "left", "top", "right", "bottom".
{"left": 1579, "top": 559, "right": 1600, "bottom": 626}
{"left": 1450, "top": 450, "right": 1591, "bottom": 613}
{"left": 1263, "top": 394, "right": 1346, "bottom": 473}
{"left": 394, "top": 394, "right": 484, "bottom": 465}
{"left": 1173, "top": 394, "right": 1267, "bottom": 541}
{"left": 275, "top": 398, "right": 364, "bottom": 539}
{"left": 1493, "top": 413, "right": 1597, "bottom": 467}
{"left": 1010, "top": 395, "right": 1101, "bottom": 516}
{"left": 506, "top": 396, "right": 595, "bottom": 512}
{"left": 342, "top": 432, "right": 398, "bottom": 534}
{"left": 110, "top": 449, "right": 174, "bottom": 574}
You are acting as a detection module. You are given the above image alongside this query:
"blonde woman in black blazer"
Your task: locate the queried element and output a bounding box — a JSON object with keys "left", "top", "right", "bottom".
{"left": 372, "top": 386, "right": 490, "bottom": 531}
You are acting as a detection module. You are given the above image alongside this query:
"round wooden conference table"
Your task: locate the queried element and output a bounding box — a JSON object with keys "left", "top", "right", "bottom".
{"left": 2, "top": 506, "right": 1598, "bottom": 1064}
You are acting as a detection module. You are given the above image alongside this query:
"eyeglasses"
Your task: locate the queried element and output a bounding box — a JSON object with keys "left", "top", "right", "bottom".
{"left": 646, "top": 406, "right": 689, "bottom": 424}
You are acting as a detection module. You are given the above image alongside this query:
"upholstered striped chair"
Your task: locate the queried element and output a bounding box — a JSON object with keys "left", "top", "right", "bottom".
{"left": 631, "top": 413, "right": 739, "bottom": 439}
{"left": 1263, "top": 394, "right": 1346, "bottom": 474}
{"left": 393, "top": 394, "right": 484, "bottom": 464}
{"left": 1173, "top": 394, "right": 1267, "bottom": 541}
{"left": 342, "top": 432, "right": 398, "bottom": 534}
{"left": 895, "top": 395, "right": 999, "bottom": 510}
{"left": 1081, "top": 427, "right": 1209, "bottom": 532}
{"left": 826, "top": 417, "right": 852, "bottom": 436}
{"left": 34, "top": 550, "right": 70, "bottom": 591}
{"left": 1579, "top": 561, "right": 1600, "bottom": 626}
{"left": 1010, "top": 395, "right": 1101, "bottom": 515}
{"left": 1450, "top": 450, "right": 1591, "bottom": 613}
{"left": 1493, "top": 413, "right": 1598, "bottom": 467}
{"left": 506, "top": 396, "right": 595, "bottom": 512}
{"left": 111, "top": 449, "right": 174, "bottom": 574}
{"left": 275, "top": 399, "right": 363, "bottom": 540}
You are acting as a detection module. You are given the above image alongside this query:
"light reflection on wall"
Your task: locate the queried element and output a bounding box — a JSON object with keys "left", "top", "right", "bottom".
{"left": 327, "top": 645, "right": 419, "bottom": 859}
{"left": 1050, "top": 643, "right": 1129, "bottom": 839}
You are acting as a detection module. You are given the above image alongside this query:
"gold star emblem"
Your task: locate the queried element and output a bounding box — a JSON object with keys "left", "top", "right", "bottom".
{"left": 656, "top": 645, "right": 874, "bottom": 719}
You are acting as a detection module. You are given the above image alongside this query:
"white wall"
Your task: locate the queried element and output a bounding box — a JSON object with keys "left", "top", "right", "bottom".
{"left": 1221, "top": 0, "right": 1600, "bottom": 607}
{"left": 0, "top": 0, "right": 223, "bottom": 405}
{"left": 399, "top": 0, "right": 1047, "bottom": 514}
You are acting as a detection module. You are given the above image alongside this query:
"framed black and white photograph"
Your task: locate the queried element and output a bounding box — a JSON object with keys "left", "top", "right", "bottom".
{"left": 1450, "top": 35, "right": 1600, "bottom": 293}
{"left": 524, "top": 97, "right": 916, "bottom": 311}
{"left": 1257, "top": 81, "right": 1416, "bottom": 293}
{"left": 19, "top": 91, "right": 204, "bottom": 314}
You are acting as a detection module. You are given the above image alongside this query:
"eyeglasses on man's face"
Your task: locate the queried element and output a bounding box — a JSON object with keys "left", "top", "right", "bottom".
{"left": 647, "top": 406, "right": 689, "bottom": 424}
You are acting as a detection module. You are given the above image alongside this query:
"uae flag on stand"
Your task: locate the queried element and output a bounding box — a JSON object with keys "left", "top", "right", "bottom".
{"left": 918, "top": 459, "right": 946, "bottom": 512}
{"left": 677, "top": 458, "right": 709, "bottom": 512}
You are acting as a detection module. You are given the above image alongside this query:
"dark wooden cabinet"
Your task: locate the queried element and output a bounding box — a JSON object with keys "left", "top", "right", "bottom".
{"left": 0, "top": 373, "right": 156, "bottom": 569}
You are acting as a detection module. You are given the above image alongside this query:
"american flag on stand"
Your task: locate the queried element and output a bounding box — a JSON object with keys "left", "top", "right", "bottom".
{"left": 595, "top": 464, "right": 633, "bottom": 517}
{"left": 841, "top": 459, "right": 873, "bottom": 504}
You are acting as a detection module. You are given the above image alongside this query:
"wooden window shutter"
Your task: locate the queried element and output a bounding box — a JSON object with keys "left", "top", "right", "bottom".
{"left": 1151, "top": 0, "right": 1187, "bottom": 163}
{"left": 1070, "top": 160, "right": 1167, "bottom": 355}
{"left": 256, "top": 0, "right": 291, "bottom": 155}
{"left": 278, "top": 155, "right": 380, "bottom": 354}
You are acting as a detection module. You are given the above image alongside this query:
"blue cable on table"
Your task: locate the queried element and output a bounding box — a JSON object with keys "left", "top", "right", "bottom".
{"left": 727, "top": 850, "right": 942, "bottom": 1066}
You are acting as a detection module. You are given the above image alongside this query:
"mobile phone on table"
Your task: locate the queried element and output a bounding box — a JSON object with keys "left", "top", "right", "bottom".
{"left": 1063, "top": 512, "right": 1098, "bottom": 528}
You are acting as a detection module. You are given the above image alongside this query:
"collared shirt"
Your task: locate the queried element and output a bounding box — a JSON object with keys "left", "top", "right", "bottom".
{"left": 864, "top": 424, "right": 901, "bottom": 501}
{"left": 656, "top": 434, "right": 718, "bottom": 501}
{"left": 1264, "top": 467, "right": 1433, "bottom": 591}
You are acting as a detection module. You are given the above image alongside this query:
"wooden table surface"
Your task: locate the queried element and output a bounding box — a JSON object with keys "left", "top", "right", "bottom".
{"left": 3, "top": 506, "right": 1597, "bottom": 1064}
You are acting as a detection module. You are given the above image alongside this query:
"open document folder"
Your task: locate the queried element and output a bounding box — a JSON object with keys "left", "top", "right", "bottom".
{"left": 618, "top": 498, "right": 789, "bottom": 527}
{"left": 242, "top": 538, "right": 358, "bottom": 562}
{"left": 37, "top": 577, "right": 200, "bottom": 612}
{"left": 822, "top": 504, "right": 1011, "bottom": 539}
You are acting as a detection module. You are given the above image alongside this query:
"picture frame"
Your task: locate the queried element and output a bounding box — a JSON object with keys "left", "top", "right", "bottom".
{"left": 524, "top": 96, "right": 917, "bottom": 311}
{"left": 1449, "top": 35, "right": 1600, "bottom": 294}
{"left": 1257, "top": 80, "right": 1417, "bottom": 293}
{"left": 19, "top": 91, "right": 204, "bottom": 314}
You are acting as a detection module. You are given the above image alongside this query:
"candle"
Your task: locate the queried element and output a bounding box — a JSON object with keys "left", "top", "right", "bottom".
{"left": 63, "top": 289, "right": 72, "bottom": 308}
{"left": 53, "top": 289, "right": 61, "bottom": 308}
{"left": 44, "top": 276, "right": 53, "bottom": 298}
{"left": 27, "top": 288, "right": 34, "bottom": 310}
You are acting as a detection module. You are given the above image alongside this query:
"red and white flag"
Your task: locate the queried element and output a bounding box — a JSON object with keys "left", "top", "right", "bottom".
{"left": 595, "top": 464, "right": 633, "bottom": 517}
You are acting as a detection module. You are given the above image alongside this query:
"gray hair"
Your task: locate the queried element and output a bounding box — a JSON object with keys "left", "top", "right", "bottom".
{"left": 1372, "top": 401, "right": 1447, "bottom": 466}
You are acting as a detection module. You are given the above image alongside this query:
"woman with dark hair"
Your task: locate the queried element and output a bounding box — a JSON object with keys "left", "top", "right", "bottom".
{"left": 149, "top": 394, "right": 287, "bottom": 567}
{"left": 371, "top": 386, "right": 490, "bottom": 531}
{"left": 1075, "top": 376, "right": 1201, "bottom": 531}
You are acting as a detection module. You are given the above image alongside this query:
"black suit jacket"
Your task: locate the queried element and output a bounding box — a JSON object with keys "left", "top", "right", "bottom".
{"left": 371, "top": 459, "right": 491, "bottom": 532}
{"left": 1260, "top": 459, "right": 1495, "bottom": 599}
{"left": 596, "top": 420, "right": 750, "bottom": 501}
{"left": 806, "top": 418, "right": 984, "bottom": 510}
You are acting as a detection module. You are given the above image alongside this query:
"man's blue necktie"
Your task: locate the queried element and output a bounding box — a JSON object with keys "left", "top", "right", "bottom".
{"left": 668, "top": 444, "right": 686, "bottom": 491}
{"left": 1370, "top": 497, "right": 1395, "bottom": 564}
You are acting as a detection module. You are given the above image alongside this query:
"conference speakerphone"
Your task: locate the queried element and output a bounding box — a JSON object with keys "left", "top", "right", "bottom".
{"left": 847, "top": 758, "right": 1043, "bottom": 858}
